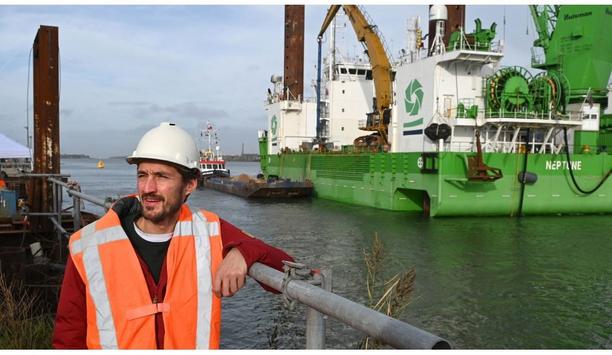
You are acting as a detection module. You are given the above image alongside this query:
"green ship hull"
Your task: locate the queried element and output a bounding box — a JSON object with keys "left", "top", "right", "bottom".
{"left": 259, "top": 147, "right": 611, "bottom": 217}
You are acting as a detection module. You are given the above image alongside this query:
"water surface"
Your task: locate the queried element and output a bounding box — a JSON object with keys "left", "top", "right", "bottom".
{"left": 61, "top": 158, "right": 612, "bottom": 349}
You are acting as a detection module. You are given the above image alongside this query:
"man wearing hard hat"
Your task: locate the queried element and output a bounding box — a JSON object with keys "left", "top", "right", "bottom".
{"left": 53, "top": 122, "right": 293, "bottom": 349}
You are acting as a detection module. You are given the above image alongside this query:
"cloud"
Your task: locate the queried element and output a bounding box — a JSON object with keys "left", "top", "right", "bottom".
{"left": 61, "top": 123, "right": 159, "bottom": 158}
{"left": 0, "top": 5, "right": 550, "bottom": 157}
{"left": 133, "top": 102, "right": 229, "bottom": 121}
{"left": 107, "top": 101, "right": 150, "bottom": 106}
{"left": 60, "top": 118, "right": 262, "bottom": 158}
{"left": 60, "top": 109, "right": 73, "bottom": 117}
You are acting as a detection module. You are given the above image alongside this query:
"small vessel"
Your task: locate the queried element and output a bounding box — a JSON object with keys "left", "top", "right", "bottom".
{"left": 199, "top": 122, "right": 230, "bottom": 179}
{"left": 96, "top": 160, "right": 105, "bottom": 169}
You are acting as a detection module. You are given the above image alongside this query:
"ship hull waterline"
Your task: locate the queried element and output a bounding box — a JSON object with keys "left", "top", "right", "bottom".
{"left": 260, "top": 151, "right": 611, "bottom": 217}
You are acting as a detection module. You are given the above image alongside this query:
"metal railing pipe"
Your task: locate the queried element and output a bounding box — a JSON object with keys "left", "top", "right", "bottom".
{"left": 305, "top": 271, "right": 326, "bottom": 349}
{"left": 73, "top": 194, "right": 81, "bottom": 230}
{"left": 48, "top": 177, "right": 112, "bottom": 209}
{"left": 24, "top": 212, "right": 73, "bottom": 216}
{"left": 48, "top": 217, "right": 69, "bottom": 237}
{"left": 21, "top": 173, "right": 70, "bottom": 178}
{"left": 54, "top": 182, "right": 64, "bottom": 259}
{"left": 248, "top": 263, "right": 451, "bottom": 349}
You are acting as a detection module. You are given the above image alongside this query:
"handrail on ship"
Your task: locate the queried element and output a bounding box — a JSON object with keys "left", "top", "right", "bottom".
{"left": 41, "top": 176, "right": 451, "bottom": 349}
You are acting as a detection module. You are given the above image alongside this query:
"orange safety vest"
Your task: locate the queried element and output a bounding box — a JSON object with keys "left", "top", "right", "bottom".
{"left": 68, "top": 204, "right": 223, "bottom": 349}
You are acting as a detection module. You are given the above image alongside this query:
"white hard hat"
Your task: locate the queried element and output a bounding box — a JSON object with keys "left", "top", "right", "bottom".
{"left": 127, "top": 122, "right": 200, "bottom": 172}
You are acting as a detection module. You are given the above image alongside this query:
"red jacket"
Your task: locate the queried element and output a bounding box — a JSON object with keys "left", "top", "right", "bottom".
{"left": 53, "top": 218, "right": 293, "bottom": 349}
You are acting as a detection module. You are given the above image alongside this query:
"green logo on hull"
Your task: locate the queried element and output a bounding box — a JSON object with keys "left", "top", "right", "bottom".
{"left": 404, "top": 79, "right": 424, "bottom": 116}
{"left": 271, "top": 115, "right": 278, "bottom": 136}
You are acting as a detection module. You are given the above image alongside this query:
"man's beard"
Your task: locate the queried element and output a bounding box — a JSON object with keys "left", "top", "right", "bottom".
{"left": 140, "top": 193, "right": 183, "bottom": 223}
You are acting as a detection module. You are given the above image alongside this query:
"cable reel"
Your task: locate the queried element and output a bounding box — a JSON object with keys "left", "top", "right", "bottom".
{"left": 529, "top": 73, "right": 557, "bottom": 113}
{"left": 528, "top": 71, "right": 569, "bottom": 114}
{"left": 486, "top": 66, "right": 534, "bottom": 113}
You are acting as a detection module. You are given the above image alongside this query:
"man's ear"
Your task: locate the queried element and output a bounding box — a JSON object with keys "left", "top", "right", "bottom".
{"left": 183, "top": 178, "right": 198, "bottom": 201}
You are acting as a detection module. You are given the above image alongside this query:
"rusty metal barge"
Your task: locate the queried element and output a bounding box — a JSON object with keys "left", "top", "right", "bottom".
{"left": 201, "top": 174, "right": 313, "bottom": 198}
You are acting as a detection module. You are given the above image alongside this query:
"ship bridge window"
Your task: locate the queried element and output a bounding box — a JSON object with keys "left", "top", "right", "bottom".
{"left": 366, "top": 70, "right": 372, "bottom": 80}
{"left": 357, "top": 69, "right": 365, "bottom": 76}
{"left": 349, "top": 68, "right": 356, "bottom": 75}
{"left": 340, "top": 68, "right": 347, "bottom": 74}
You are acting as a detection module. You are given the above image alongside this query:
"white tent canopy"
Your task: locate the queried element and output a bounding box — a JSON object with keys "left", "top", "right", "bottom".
{"left": 0, "top": 132, "right": 31, "bottom": 159}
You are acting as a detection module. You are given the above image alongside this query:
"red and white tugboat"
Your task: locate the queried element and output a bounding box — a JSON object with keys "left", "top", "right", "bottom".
{"left": 199, "top": 122, "right": 230, "bottom": 179}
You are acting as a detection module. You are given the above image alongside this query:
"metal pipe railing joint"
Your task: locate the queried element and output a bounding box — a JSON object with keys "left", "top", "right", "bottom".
{"left": 248, "top": 262, "right": 451, "bottom": 349}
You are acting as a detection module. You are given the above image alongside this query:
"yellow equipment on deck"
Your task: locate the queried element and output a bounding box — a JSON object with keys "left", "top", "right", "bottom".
{"left": 318, "top": 5, "right": 394, "bottom": 146}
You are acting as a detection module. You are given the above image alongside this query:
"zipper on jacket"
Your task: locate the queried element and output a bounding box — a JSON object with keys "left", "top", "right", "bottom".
{"left": 153, "top": 294, "right": 159, "bottom": 349}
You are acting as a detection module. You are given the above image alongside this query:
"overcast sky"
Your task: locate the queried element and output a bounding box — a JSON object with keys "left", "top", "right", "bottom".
{"left": 0, "top": 4, "right": 538, "bottom": 158}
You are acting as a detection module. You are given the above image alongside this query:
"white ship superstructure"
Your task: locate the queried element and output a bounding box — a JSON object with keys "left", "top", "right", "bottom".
{"left": 264, "top": 14, "right": 375, "bottom": 154}
{"left": 265, "top": 7, "right": 600, "bottom": 158}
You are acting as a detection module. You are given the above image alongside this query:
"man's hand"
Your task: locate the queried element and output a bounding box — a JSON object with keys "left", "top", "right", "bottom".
{"left": 213, "top": 247, "right": 248, "bottom": 297}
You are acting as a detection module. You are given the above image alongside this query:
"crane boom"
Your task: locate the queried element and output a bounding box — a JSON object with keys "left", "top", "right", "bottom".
{"left": 318, "top": 5, "right": 341, "bottom": 38}
{"left": 529, "top": 5, "right": 549, "bottom": 50}
{"left": 318, "top": 5, "right": 394, "bottom": 146}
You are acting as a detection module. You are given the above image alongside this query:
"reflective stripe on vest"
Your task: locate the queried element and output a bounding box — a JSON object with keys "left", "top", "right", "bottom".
{"left": 193, "top": 211, "right": 212, "bottom": 347}
{"left": 75, "top": 222, "right": 125, "bottom": 348}
{"left": 68, "top": 204, "right": 223, "bottom": 349}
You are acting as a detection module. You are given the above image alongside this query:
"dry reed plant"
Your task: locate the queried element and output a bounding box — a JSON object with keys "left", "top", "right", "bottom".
{"left": 360, "top": 233, "right": 416, "bottom": 349}
{"left": 0, "top": 274, "right": 54, "bottom": 349}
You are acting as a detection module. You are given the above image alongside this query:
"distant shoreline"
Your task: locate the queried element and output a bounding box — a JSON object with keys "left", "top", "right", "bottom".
{"left": 60, "top": 154, "right": 260, "bottom": 162}
{"left": 60, "top": 154, "right": 91, "bottom": 159}
{"left": 223, "top": 154, "right": 260, "bottom": 162}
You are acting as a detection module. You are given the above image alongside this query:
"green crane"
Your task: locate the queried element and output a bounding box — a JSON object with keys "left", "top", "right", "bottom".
{"left": 529, "top": 5, "right": 612, "bottom": 102}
